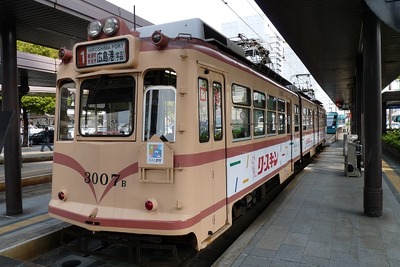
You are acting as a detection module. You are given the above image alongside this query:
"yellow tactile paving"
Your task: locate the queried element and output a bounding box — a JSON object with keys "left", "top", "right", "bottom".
{"left": 0, "top": 213, "right": 50, "bottom": 235}
{"left": 382, "top": 159, "right": 400, "bottom": 192}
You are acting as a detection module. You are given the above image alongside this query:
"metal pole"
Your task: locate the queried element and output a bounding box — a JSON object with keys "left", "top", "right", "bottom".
{"left": 363, "top": 9, "right": 382, "bottom": 217}
{"left": 355, "top": 54, "right": 363, "bottom": 138}
{"left": 1, "top": 19, "right": 23, "bottom": 215}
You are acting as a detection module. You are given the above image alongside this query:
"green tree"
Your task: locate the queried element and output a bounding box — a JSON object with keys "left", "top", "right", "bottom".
{"left": 17, "top": 40, "right": 58, "bottom": 58}
{"left": 21, "top": 96, "right": 55, "bottom": 115}
{"left": 20, "top": 95, "right": 56, "bottom": 147}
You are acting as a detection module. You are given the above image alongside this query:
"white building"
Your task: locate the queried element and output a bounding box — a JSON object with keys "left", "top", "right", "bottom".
{"left": 221, "top": 15, "right": 335, "bottom": 111}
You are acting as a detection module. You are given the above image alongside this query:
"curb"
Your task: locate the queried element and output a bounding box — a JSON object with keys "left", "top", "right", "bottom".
{"left": 0, "top": 156, "right": 53, "bottom": 165}
{"left": 0, "top": 174, "right": 52, "bottom": 192}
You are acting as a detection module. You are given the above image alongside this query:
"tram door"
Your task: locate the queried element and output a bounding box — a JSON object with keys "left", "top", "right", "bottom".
{"left": 198, "top": 68, "right": 227, "bottom": 234}
{"left": 287, "top": 100, "right": 294, "bottom": 172}
{"left": 312, "top": 109, "right": 316, "bottom": 149}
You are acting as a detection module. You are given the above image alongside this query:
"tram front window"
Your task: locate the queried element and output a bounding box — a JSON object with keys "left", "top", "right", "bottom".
{"left": 79, "top": 75, "right": 135, "bottom": 136}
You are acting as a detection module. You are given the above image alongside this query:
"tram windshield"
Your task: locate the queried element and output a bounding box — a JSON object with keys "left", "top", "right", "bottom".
{"left": 79, "top": 75, "right": 135, "bottom": 136}
{"left": 327, "top": 114, "right": 337, "bottom": 127}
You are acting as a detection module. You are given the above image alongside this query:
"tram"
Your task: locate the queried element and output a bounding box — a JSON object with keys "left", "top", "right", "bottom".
{"left": 48, "top": 17, "right": 326, "bottom": 250}
{"left": 326, "top": 111, "right": 338, "bottom": 134}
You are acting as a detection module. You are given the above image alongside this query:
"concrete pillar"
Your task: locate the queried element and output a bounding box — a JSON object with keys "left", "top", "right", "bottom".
{"left": 1, "top": 19, "right": 23, "bottom": 215}
{"left": 362, "top": 9, "right": 382, "bottom": 217}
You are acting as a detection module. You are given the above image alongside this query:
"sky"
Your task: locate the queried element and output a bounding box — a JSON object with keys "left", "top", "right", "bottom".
{"left": 105, "top": 0, "right": 268, "bottom": 32}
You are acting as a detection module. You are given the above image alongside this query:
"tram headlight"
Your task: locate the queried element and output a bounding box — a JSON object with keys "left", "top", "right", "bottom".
{"left": 103, "top": 17, "right": 119, "bottom": 36}
{"left": 87, "top": 20, "right": 102, "bottom": 38}
{"left": 145, "top": 198, "right": 158, "bottom": 211}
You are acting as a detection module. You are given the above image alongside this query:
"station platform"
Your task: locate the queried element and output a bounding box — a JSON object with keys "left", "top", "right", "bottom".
{"left": 215, "top": 138, "right": 400, "bottom": 267}
{"left": 0, "top": 146, "right": 62, "bottom": 266}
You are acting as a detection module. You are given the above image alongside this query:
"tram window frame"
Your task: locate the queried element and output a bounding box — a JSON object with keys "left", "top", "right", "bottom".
{"left": 320, "top": 111, "right": 326, "bottom": 129}
{"left": 277, "top": 98, "right": 285, "bottom": 134}
{"left": 198, "top": 78, "right": 210, "bottom": 143}
{"left": 302, "top": 107, "right": 308, "bottom": 130}
{"left": 213, "top": 81, "right": 223, "bottom": 141}
{"left": 253, "top": 90, "right": 266, "bottom": 137}
{"left": 267, "top": 95, "right": 277, "bottom": 135}
{"left": 302, "top": 107, "right": 313, "bottom": 131}
{"left": 143, "top": 85, "right": 176, "bottom": 142}
{"left": 294, "top": 104, "right": 300, "bottom": 132}
{"left": 142, "top": 69, "right": 177, "bottom": 142}
{"left": 58, "top": 80, "right": 76, "bottom": 141}
{"left": 231, "top": 84, "right": 251, "bottom": 141}
{"left": 286, "top": 102, "right": 291, "bottom": 134}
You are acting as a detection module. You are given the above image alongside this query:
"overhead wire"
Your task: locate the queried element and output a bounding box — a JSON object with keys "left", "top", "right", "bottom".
{"left": 220, "top": 0, "right": 304, "bottom": 76}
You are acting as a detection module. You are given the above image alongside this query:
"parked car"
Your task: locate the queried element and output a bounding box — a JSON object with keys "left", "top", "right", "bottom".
{"left": 29, "top": 129, "right": 54, "bottom": 146}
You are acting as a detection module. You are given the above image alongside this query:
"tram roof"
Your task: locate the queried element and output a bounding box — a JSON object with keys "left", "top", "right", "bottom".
{"left": 0, "top": 0, "right": 152, "bottom": 89}
{"left": 255, "top": 0, "right": 400, "bottom": 109}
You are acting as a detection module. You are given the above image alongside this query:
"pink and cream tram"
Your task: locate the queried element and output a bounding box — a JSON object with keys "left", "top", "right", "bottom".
{"left": 49, "top": 17, "right": 326, "bottom": 250}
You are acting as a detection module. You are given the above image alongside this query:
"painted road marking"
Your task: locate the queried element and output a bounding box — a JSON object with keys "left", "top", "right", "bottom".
{"left": 382, "top": 160, "right": 400, "bottom": 192}
{"left": 0, "top": 213, "right": 50, "bottom": 235}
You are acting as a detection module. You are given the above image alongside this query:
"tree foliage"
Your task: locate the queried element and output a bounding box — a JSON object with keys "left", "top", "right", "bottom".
{"left": 17, "top": 40, "right": 58, "bottom": 58}
{"left": 20, "top": 96, "right": 56, "bottom": 115}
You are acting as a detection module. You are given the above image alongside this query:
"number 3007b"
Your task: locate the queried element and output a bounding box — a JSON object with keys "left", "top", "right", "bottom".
{"left": 84, "top": 172, "right": 126, "bottom": 187}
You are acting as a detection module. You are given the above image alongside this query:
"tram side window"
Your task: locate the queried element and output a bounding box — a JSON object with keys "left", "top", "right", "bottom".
{"left": 143, "top": 86, "right": 176, "bottom": 142}
{"left": 79, "top": 75, "right": 135, "bottom": 136}
{"left": 143, "top": 69, "right": 177, "bottom": 142}
{"left": 303, "top": 108, "right": 312, "bottom": 130}
{"left": 198, "top": 78, "right": 210, "bottom": 143}
{"left": 58, "top": 81, "right": 76, "bottom": 141}
{"left": 294, "top": 104, "right": 300, "bottom": 132}
{"left": 286, "top": 102, "right": 291, "bottom": 134}
{"left": 231, "top": 84, "right": 251, "bottom": 140}
{"left": 302, "top": 107, "right": 308, "bottom": 130}
{"left": 253, "top": 91, "right": 266, "bottom": 136}
{"left": 311, "top": 109, "right": 315, "bottom": 130}
{"left": 267, "top": 95, "right": 277, "bottom": 135}
{"left": 278, "top": 98, "right": 285, "bottom": 134}
{"left": 213, "top": 82, "right": 223, "bottom": 141}
{"left": 320, "top": 111, "right": 326, "bottom": 128}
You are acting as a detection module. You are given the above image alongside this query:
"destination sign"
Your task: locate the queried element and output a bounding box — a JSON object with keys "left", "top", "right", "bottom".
{"left": 76, "top": 39, "right": 129, "bottom": 68}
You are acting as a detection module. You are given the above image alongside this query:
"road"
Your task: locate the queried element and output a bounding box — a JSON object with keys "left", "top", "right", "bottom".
{"left": 0, "top": 145, "right": 53, "bottom": 191}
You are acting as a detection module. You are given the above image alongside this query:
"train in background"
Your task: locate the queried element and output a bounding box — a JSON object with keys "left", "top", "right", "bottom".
{"left": 48, "top": 17, "right": 326, "bottom": 250}
{"left": 326, "top": 112, "right": 338, "bottom": 134}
